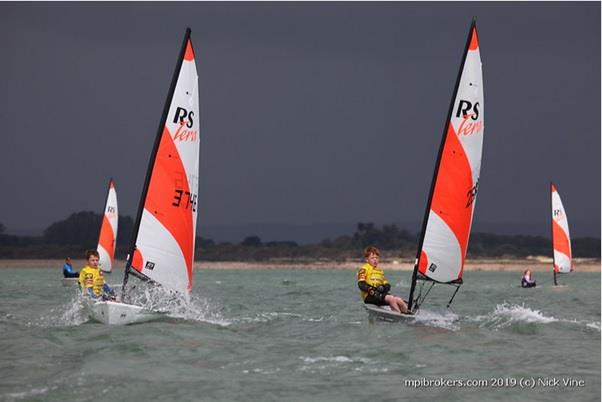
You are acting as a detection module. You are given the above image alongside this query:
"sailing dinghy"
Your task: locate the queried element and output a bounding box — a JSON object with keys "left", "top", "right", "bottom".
{"left": 550, "top": 183, "right": 572, "bottom": 286}
{"left": 87, "top": 28, "right": 200, "bottom": 325}
{"left": 98, "top": 178, "right": 118, "bottom": 274}
{"left": 367, "top": 19, "right": 484, "bottom": 321}
{"left": 62, "top": 179, "right": 118, "bottom": 286}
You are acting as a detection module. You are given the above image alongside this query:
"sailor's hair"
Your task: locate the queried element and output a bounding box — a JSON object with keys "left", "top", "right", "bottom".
{"left": 85, "top": 249, "right": 100, "bottom": 259}
{"left": 364, "top": 246, "right": 380, "bottom": 258}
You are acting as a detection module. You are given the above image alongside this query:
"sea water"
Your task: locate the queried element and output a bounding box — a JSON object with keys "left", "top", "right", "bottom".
{"left": 0, "top": 267, "right": 599, "bottom": 402}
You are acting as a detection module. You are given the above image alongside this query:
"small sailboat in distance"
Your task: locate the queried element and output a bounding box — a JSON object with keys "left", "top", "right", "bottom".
{"left": 87, "top": 28, "right": 200, "bottom": 325}
{"left": 550, "top": 182, "right": 572, "bottom": 286}
{"left": 367, "top": 19, "right": 484, "bottom": 322}
{"left": 98, "top": 178, "right": 118, "bottom": 273}
{"left": 62, "top": 179, "right": 118, "bottom": 286}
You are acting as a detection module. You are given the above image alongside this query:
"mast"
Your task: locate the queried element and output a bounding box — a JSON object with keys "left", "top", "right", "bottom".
{"left": 123, "top": 28, "right": 193, "bottom": 292}
{"left": 407, "top": 18, "right": 480, "bottom": 312}
{"left": 550, "top": 182, "right": 558, "bottom": 286}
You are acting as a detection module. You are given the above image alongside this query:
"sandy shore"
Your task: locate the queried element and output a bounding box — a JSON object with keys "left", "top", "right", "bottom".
{"left": 1, "top": 258, "right": 600, "bottom": 272}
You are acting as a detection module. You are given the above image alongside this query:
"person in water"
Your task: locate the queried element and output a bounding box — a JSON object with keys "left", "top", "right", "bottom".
{"left": 521, "top": 269, "right": 536, "bottom": 288}
{"left": 78, "top": 249, "right": 115, "bottom": 300}
{"left": 62, "top": 257, "right": 79, "bottom": 278}
{"left": 357, "top": 246, "right": 408, "bottom": 313}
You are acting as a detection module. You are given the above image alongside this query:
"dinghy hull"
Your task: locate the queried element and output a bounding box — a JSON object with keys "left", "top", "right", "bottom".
{"left": 363, "top": 304, "right": 414, "bottom": 322}
{"left": 88, "top": 300, "right": 162, "bottom": 325}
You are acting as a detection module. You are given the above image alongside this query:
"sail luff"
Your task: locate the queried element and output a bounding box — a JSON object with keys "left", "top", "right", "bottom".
{"left": 550, "top": 182, "right": 558, "bottom": 285}
{"left": 408, "top": 18, "right": 482, "bottom": 311}
{"left": 123, "top": 28, "right": 194, "bottom": 292}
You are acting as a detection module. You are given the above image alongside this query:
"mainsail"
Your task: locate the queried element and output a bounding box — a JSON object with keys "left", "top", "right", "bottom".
{"left": 123, "top": 28, "right": 200, "bottom": 295}
{"left": 98, "top": 178, "right": 118, "bottom": 273}
{"left": 550, "top": 183, "right": 572, "bottom": 282}
{"left": 408, "top": 19, "right": 484, "bottom": 312}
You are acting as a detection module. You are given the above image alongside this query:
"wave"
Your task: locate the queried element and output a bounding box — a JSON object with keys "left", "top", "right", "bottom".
{"left": 234, "top": 311, "right": 337, "bottom": 324}
{"left": 413, "top": 310, "right": 460, "bottom": 331}
{"left": 470, "top": 303, "right": 602, "bottom": 333}
{"left": 298, "top": 355, "right": 387, "bottom": 373}
{"left": 470, "top": 303, "right": 558, "bottom": 329}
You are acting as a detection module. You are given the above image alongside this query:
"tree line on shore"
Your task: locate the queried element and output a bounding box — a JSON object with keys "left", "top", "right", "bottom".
{"left": 0, "top": 212, "right": 599, "bottom": 261}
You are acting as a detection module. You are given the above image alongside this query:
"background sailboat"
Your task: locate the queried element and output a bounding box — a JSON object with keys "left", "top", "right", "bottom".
{"left": 89, "top": 28, "right": 200, "bottom": 324}
{"left": 550, "top": 182, "right": 572, "bottom": 286}
{"left": 406, "top": 18, "right": 484, "bottom": 314}
{"left": 98, "top": 178, "right": 118, "bottom": 273}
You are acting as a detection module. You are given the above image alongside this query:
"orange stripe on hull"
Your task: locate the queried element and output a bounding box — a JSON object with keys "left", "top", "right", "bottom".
{"left": 143, "top": 126, "right": 194, "bottom": 286}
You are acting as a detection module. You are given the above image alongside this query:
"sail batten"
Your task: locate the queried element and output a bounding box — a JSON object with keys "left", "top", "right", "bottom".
{"left": 408, "top": 20, "right": 484, "bottom": 311}
{"left": 124, "top": 29, "right": 200, "bottom": 295}
{"left": 98, "top": 179, "right": 118, "bottom": 273}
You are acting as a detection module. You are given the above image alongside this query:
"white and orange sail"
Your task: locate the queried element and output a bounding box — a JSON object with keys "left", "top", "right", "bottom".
{"left": 123, "top": 28, "right": 200, "bottom": 295}
{"left": 98, "top": 178, "right": 118, "bottom": 273}
{"left": 408, "top": 20, "right": 484, "bottom": 311}
{"left": 550, "top": 183, "right": 572, "bottom": 276}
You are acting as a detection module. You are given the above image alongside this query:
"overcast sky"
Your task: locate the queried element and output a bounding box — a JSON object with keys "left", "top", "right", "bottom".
{"left": 1, "top": 2, "right": 600, "bottom": 239}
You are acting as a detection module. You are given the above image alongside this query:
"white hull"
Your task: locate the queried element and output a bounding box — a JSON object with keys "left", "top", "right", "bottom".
{"left": 363, "top": 304, "right": 414, "bottom": 322}
{"left": 88, "top": 300, "right": 163, "bottom": 325}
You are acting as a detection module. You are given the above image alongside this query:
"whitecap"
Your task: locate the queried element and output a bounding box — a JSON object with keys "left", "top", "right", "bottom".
{"left": 413, "top": 309, "right": 460, "bottom": 331}
{"left": 470, "top": 302, "right": 558, "bottom": 329}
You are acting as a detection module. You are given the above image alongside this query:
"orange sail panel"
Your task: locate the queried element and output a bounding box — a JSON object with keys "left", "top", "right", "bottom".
{"left": 129, "top": 33, "right": 200, "bottom": 294}
{"left": 551, "top": 184, "right": 572, "bottom": 273}
{"left": 98, "top": 179, "right": 118, "bottom": 273}
{"left": 417, "top": 24, "right": 484, "bottom": 284}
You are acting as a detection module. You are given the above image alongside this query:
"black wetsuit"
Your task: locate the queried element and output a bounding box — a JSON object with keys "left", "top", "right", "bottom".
{"left": 521, "top": 277, "right": 536, "bottom": 288}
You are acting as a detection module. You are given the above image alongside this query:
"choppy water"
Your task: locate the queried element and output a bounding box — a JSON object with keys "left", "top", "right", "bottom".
{"left": 1, "top": 267, "right": 600, "bottom": 401}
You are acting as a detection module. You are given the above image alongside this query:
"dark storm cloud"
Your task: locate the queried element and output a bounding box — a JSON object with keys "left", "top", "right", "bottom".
{"left": 0, "top": 2, "right": 599, "bottom": 239}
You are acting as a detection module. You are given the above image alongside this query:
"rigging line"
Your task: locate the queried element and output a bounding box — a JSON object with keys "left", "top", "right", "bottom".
{"left": 414, "top": 281, "right": 436, "bottom": 313}
{"left": 446, "top": 284, "right": 462, "bottom": 308}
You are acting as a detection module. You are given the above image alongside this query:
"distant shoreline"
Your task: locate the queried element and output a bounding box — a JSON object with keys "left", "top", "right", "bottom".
{"left": 1, "top": 258, "right": 600, "bottom": 272}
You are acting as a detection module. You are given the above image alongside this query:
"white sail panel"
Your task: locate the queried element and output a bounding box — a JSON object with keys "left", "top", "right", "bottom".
{"left": 452, "top": 46, "right": 484, "bottom": 189}
{"left": 418, "top": 25, "right": 484, "bottom": 283}
{"left": 553, "top": 251, "right": 572, "bottom": 273}
{"left": 135, "top": 210, "right": 190, "bottom": 294}
{"left": 98, "top": 180, "right": 118, "bottom": 273}
{"left": 419, "top": 211, "right": 462, "bottom": 283}
{"left": 551, "top": 185, "right": 572, "bottom": 273}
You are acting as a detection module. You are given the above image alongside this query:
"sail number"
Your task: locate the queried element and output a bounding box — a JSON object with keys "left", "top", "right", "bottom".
{"left": 172, "top": 189, "right": 197, "bottom": 212}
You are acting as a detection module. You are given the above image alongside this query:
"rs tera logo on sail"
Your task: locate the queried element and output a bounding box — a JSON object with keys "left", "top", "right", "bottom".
{"left": 466, "top": 179, "right": 479, "bottom": 208}
{"left": 455, "top": 99, "right": 483, "bottom": 136}
{"left": 172, "top": 107, "right": 198, "bottom": 141}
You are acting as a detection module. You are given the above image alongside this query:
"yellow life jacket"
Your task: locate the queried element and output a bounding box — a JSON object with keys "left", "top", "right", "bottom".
{"left": 357, "top": 263, "right": 389, "bottom": 300}
{"left": 78, "top": 265, "right": 106, "bottom": 296}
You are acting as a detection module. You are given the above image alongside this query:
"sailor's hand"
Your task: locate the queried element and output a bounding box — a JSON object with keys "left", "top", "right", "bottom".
{"left": 376, "top": 285, "right": 386, "bottom": 294}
